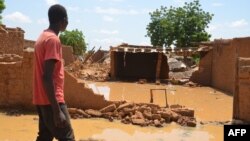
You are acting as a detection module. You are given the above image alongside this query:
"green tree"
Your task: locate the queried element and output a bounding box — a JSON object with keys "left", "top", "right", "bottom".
{"left": 59, "top": 29, "right": 87, "bottom": 55}
{"left": 0, "top": 0, "right": 5, "bottom": 24}
{"left": 146, "top": 0, "right": 213, "bottom": 47}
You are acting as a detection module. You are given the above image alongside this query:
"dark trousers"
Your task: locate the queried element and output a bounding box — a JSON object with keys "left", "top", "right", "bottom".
{"left": 36, "top": 104, "right": 75, "bottom": 141}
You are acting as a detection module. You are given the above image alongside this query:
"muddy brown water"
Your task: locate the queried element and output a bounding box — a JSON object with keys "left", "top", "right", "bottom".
{"left": 0, "top": 82, "right": 233, "bottom": 141}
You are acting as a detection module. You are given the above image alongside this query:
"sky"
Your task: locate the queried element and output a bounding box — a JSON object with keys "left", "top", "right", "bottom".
{"left": 2, "top": 0, "right": 250, "bottom": 50}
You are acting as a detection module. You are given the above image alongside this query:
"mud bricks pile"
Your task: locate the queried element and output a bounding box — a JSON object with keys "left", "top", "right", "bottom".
{"left": 68, "top": 102, "right": 196, "bottom": 128}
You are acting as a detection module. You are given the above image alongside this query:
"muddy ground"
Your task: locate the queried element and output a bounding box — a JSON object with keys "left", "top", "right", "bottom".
{"left": 0, "top": 82, "right": 233, "bottom": 141}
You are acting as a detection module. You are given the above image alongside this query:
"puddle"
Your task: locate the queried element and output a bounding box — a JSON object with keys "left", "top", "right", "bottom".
{"left": 87, "top": 83, "right": 110, "bottom": 100}
{"left": 0, "top": 81, "right": 232, "bottom": 141}
{"left": 91, "top": 128, "right": 212, "bottom": 141}
{"left": 87, "top": 81, "right": 233, "bottom": 121}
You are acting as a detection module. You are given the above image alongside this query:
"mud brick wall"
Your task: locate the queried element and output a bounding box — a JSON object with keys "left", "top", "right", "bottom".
{"left": 190, "top": 51, "right": 212, "bottom": 85}
{"left": 0, "top": 49, "right": 33, "bottom": 108}
{"left": 234, "top": 57, "right": 250, "bottom": 122}
{"left": 0, "top": 25, "right": 24, "bottom": 56}
{"left": 62, "top": 45, "right": 75, "bottom": 66}
{"left": 0, "top": 49, "right": 110, "bottom": 109}
{"left": 91, "top": 50, "right": 107, "bottom": 63}
{"left": 64, "top": 72, "right": 112, "bottom": 110}
{"left": 24, "top": 39, "right": 35, "bottom": 49}
{"left": 211, "top": 41, "right": 236, "bottom": 94}
{"left": 23, "top": 39, "right": 74, "bottom": 66}
{"left": 192, "top": 37, "right": 250, "bottom": 95}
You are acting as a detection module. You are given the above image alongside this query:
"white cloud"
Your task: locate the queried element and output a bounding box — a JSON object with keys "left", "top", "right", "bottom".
{"left": 94, "top": 29, "right": 119, "bottom": 35}
{"left": 102, "top": 16, "right": 115, "bottom": 22}
{"left": 206, "top": 24, "right": 218, "bottom": 32}
{"left": 230, "top": 19, "right": 248, "bottom": 28}
{"left": 95, "top": 7, "right": 139, "bottom": 15}
{"left": 4, "top": 12, "right": 32, "bottom": 23}
{"left": 92, "top": 37, "right": 124, "bottom": 49}
{"left": 100, "top": 29, "right": 119, "bottom": 35}
{"left": 212, "top": 2, "right": 224, "bottom": 7}
{"left": 45, "top": 0, "right": 59, "bottom": 6}
{"left": 37, "top": 18, "right": 48, "bottom": 25}
{"left": 173, "top": 0, "right": 192, "bottom": 6}
{"left": 99, "top": 0, "right": 124, "bottom": 2}
{"left": 139, "top": 41, "right": 151, "bottom": 46}
{"left": 68, "top": 6, "right": 80, "bottom": 12}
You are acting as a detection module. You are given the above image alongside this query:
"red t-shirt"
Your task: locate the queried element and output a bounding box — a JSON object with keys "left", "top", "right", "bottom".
{"left": 33, "top": 29, "right": 65, "bottom": 105}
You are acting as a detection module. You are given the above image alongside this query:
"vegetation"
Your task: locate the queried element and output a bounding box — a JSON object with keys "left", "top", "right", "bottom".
{"left": 146, "top": 0, "right": 213, "bottom": 48}
{"left": 0, "top": 0, "right": 5, "bottom": 24}
{"left": 59, "top": 29, "right": 87, "bottom": 55}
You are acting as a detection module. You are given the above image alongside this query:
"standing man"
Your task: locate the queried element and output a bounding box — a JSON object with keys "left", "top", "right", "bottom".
{"left": 33, "top": 4, "right": 75, "bottom": 141}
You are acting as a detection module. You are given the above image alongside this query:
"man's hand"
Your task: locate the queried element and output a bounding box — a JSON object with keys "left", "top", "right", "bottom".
{"left": 54, "top": 110, "right": 68, "bottom": 128}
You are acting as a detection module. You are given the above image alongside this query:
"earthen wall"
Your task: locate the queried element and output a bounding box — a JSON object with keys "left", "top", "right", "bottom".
{"left": 0, "top": 25, "right": 24, "bottom": 56}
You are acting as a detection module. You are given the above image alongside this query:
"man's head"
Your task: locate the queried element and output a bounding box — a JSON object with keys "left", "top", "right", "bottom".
{"left": 48, "top": 4, "right": 68, "bottom": 31}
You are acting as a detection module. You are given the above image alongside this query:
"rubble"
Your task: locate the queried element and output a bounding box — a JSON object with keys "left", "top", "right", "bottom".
{"left": 65, "top": 60, "right": 110, "bottom": 82}
{"left": 68, "top": 102, "right": 197, "bottom": 128}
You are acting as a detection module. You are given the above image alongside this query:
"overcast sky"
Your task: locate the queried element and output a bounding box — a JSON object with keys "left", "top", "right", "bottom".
{"left": 2, "top": 0, "right": 250, "bottom": 50}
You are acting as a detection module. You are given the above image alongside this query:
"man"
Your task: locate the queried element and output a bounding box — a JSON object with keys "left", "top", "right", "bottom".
{"left": 33, "top": 4, "right": 75, "bottom": 141}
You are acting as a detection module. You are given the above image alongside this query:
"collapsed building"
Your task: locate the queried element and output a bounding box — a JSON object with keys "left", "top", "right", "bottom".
{"left": 1, "top": 24, "right": 250, "bottom": 123}
{"left": 0, "top": 25, "right": 111, "bottom": 110}
{"left": 110, "top": 43, "right": 197, "bottom": 81}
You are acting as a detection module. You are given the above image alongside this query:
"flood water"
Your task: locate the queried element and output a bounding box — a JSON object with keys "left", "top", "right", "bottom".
{"left": 0, "top": 81, "right": 233, "bottom": 141}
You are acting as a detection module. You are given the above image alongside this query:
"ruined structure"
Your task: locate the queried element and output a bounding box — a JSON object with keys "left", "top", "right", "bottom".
{"left": 110, "top": 44, "right": 199, "bottom": 81}
{"left": 110, "top": 44, "right": 170, "bottom": 80}
{"left": 191, "top": 37, "right": 250, "bottom": 122}
{"left": 0, "top": 25, "right": 110, "bottom": 110}
{"left": 191, "top": 38, "right": 250, "bottom": 95}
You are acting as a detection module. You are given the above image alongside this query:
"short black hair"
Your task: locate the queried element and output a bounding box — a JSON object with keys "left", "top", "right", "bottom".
{"left": 48, "top": 4, "right": 67, "bottom": 24}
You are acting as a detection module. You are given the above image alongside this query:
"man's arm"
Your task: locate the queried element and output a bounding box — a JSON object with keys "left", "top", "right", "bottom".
{"left": 43, "top": 59, "right": 67, "bottom": 128}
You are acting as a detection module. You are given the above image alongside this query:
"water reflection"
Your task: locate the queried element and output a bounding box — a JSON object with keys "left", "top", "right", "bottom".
{"left": 87, "top": 83, "right": 110, "bottom": 100}
{"left": 91, "top": 128, "right": 212, "bottom": 141}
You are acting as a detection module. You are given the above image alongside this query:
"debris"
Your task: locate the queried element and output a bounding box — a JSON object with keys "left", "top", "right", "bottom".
{"left": 68, "top": 101, "right": 196, "bottom": 128}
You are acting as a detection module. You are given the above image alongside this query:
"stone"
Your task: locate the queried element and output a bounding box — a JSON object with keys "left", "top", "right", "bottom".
{"left": 75, "top": 109, "right": 90, "bottom": 118}
{"left": 117, "top": 102, "right": 134, "bottom": 111}
{"left": 170, "top": 111, "right": 180, "bottom": 122}
{"left": 172, "top": 108, "right": 194, "bottom": 117}
{"left": 143, "top": 110, "right": 152, "bottom": 120}
{"left": 154, "top": 119, "right": 163, "bottom": 127}
{"left": 152, "top": 114, "right": 161, "bottom": 120}
{"left": 187, "top": 120, "right": 197, "bottom": 127}
{"left": 85, "top": 109, "right": 102, "bottom": 117}
{"left": 131, "top": 118, "right": 146, "bottom": 126}
{"left": 123, "top": 107, "right": 135, "bottom": 115}
{"left": 99, "top": 104, "right": 116, "bottom": 113}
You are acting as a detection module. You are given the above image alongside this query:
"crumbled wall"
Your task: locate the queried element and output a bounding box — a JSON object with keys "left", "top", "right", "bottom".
{"left": 0, "top": 25, "right": 24, "bottom": 56}
{"left": 111, "top": 51, "right": 169, "bottom": 80}
{"left": 0, "top": 25, "right": 109, "bottom": 109}
{"left": 64, "top": 72, "right": 112, "bottom": 109}
{"left": 62, "top": 45, "right": 75, "bottom": 66}
{"left": 190, "top": 51, "right": 212, "bottom": 86}
{"left": 91, "top": 50, "right": 108, "bottom": 63}
{"left": 0, "top": 49, "right": 111, "bottom": 109}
